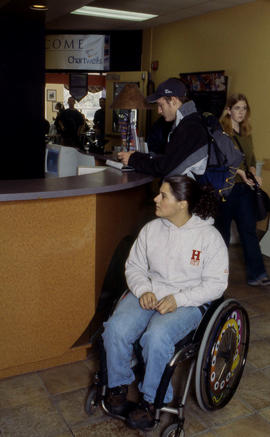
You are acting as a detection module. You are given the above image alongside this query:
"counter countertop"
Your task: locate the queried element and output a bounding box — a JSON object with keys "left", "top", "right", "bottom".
{"left": 0, "top": 167, "right": 153, "bottom": 202}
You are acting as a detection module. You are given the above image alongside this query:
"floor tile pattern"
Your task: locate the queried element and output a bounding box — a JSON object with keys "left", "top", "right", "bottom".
{"left": 1, "top": 245, "right": 270, "bottom": 436}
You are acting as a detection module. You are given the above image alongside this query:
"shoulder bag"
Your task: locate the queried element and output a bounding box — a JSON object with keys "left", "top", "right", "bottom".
{"left": 233, "top": 136, "right": 270, "bottom": 221}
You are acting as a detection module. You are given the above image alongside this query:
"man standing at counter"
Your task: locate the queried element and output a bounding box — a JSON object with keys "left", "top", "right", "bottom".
{"left": 118, "top": 78, "right": 208, "bottom": 178}
{"left": 59, "top": 97, "right": 85, "bottom": 147}
{"left": 93, "top": 97, "right": 106, "bottom": 142}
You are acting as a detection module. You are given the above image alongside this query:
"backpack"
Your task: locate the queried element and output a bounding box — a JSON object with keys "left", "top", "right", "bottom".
{"left": 197, "top": 113, "right": 243, "bottom": 200}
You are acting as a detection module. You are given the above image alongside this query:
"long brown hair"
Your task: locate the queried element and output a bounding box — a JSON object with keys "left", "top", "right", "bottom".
{"left": 219, "top": 93, "right": 252, "bottom": 136}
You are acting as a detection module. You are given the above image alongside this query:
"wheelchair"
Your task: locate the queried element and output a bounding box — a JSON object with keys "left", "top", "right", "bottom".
{"left": 85, "top": 290, "right": 249, "bottom": 437}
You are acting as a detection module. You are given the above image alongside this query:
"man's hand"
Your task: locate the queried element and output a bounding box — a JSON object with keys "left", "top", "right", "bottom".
{"left": 118, "top": 151, "right": 135, "bottom": 166}
{"left": 139, "top": 292, "right": 158, "bottom": 310}
{"left": 155, "top": 295, "right": 177, "bottom": 314}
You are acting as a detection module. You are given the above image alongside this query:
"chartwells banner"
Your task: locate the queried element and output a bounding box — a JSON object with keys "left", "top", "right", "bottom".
{"left": 46, "top": 34, "right": 110, "bottom": 71}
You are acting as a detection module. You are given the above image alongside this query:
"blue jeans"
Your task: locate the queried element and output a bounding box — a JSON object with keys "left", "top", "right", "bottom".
{"left": 215, "top": 183, "right": 267, "bottom": 282}
{"left": 102, "top": 292, "right": 202, "bottom": 404}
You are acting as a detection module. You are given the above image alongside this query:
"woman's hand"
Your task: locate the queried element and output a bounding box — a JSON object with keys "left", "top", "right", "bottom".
{"left": 253, "top": 174, "right": 262, "bottom": 186}
{"left": 139, "top": 292, "right": 158, "bottom": 310}
{"left": 237, "top": 169, "right": 255, "bottom": 186}
{"left": 249, "top": 167, "right": 262, "bottom": 186}
{"left": 237, "top": 168, "right": 262, "bottom": 187}
{"left": 155, "top": 295, "right": 177, "bottom": 314}
{"left": 118, "top": 151, "right": 134, "bottom": 166}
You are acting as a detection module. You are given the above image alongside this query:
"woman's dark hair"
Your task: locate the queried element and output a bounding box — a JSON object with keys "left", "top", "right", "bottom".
{"left": 164, "top": 175, "right": 218, "bottom": 220}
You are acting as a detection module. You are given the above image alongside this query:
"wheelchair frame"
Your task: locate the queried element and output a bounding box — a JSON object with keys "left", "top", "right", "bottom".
{"left": 85, "top": 295, "right": 249, "bottom": 437}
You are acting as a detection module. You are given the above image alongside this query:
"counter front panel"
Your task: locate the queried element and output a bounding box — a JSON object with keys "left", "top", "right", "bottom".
{"left": 0, "top": 169, "right": 154, "bottom": 378}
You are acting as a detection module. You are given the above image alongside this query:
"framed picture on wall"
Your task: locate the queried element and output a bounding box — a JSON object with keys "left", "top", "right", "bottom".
{"left": 47, "top": 89, "right": 56, "bottom": 101}
{"left": 180, "top": 70, "right": 228, "bottom": 118}
{"left": 52, "top": 102, "right": 58, "bottom": 112}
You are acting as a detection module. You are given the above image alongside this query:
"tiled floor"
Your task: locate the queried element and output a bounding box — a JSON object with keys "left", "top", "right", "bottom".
{"left": 1, "top": 244, "right": 270, "bottom": 437}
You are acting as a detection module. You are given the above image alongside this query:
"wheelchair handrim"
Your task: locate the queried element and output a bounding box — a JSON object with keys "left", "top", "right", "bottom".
{"left": 195, "top": 299, "right": 249, "bottom": 411}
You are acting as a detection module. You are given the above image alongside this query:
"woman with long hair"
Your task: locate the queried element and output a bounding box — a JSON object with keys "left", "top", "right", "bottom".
{"left": 102, "top": 175, "right": 228, "bottom": 431}
{"left": 218, "top": 93, "right": 270, "bottom": 286}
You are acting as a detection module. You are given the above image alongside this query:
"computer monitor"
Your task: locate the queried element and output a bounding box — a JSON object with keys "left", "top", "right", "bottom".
{"left": 45, "top": 144, "right": 95, "bottom": 177}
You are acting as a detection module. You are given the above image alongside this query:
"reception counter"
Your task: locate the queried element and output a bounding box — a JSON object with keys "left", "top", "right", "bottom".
{"left": 0, "top": 168, "right": 154, "bottom": 379}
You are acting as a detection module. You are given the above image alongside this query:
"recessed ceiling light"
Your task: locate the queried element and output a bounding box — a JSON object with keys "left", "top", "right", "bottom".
{"left": 71, "top": 6, "right": 158, "bottom": 22}
{"left": 30, "top": 4, "right": 48, "bottom": 11}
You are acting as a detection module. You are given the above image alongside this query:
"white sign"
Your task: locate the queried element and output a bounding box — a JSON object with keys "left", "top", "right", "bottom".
{"left": 46, "top": 34, "right": 110, "bottom": 70}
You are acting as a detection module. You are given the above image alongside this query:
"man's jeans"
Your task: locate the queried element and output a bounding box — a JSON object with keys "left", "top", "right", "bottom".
{"left": 102, "top": 292, "right": 202, "bottom": 404}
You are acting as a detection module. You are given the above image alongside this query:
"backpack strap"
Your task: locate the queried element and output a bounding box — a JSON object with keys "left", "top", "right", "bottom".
{"left": 233, "top": 135, "right": 248, "bottom": 171}
{"left": 233, "top": 135, "right": 256, "bottom": 182}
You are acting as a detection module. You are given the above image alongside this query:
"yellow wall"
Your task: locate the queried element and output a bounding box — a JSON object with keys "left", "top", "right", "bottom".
{"left": 142, "top": 0, "right": 269, "bottom": 162}
{"left": 45, "top": 84, "right": 64, "bottom": 123}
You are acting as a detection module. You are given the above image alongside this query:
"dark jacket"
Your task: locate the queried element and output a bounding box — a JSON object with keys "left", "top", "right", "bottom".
{"left": 147, "top": 117, "right": 173, "bottom": 154}
{"left": 129, "top": 101, "right": 208, "bottom": 177}
{"left": 58, "top": 108, "right": 85, "bottom": 146}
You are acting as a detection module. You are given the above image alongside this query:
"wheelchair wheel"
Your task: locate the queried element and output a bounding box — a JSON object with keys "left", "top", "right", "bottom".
{"left": 195, "top": 299, "right": 249, "bottom": 411}
{"left": 162, "top": 423, "right": 185, "bottom": 437}
{"left": 85, "top": 386, "right": 99, "bottom": 415}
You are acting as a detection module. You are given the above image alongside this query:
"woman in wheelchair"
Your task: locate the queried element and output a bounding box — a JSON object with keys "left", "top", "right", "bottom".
{"left": 102, "top": 175, "right": 229, "bottom": 431}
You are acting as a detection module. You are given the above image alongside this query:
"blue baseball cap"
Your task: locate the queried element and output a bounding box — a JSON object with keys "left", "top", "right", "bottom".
{"left": 147, "top": 78, "right": 187, "bottom": 103}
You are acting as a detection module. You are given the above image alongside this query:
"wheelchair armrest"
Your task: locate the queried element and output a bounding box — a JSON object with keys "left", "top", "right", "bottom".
{"left": 173, "top": 295, "right": 224, "bottom": 356}
{"left": 192, "top": 295, "right": 224, "bottom": 343}
{"left": 173, "top": 295, "right": 224, "bottom": 354}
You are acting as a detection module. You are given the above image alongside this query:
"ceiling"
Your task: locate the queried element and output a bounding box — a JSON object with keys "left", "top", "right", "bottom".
{"left": 1, "top": 0, "right": 255, "bottom": 31}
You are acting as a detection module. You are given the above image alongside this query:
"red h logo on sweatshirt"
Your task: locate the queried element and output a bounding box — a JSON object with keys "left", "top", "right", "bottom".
{"left": 190, "top": 250, "right": 201, "bottom": 266}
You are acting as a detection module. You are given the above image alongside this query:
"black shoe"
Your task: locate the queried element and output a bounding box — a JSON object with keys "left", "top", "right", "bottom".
{"left": 126, "top": 399, "right": 156, "bottom": 431}
{"left": 104, "top": 385, "right": 136, "bottom": 419}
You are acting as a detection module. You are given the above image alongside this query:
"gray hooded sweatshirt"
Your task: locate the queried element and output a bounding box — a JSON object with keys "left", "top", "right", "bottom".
{"left": 125, "top": 215, "right": 228, "bottom": 308}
